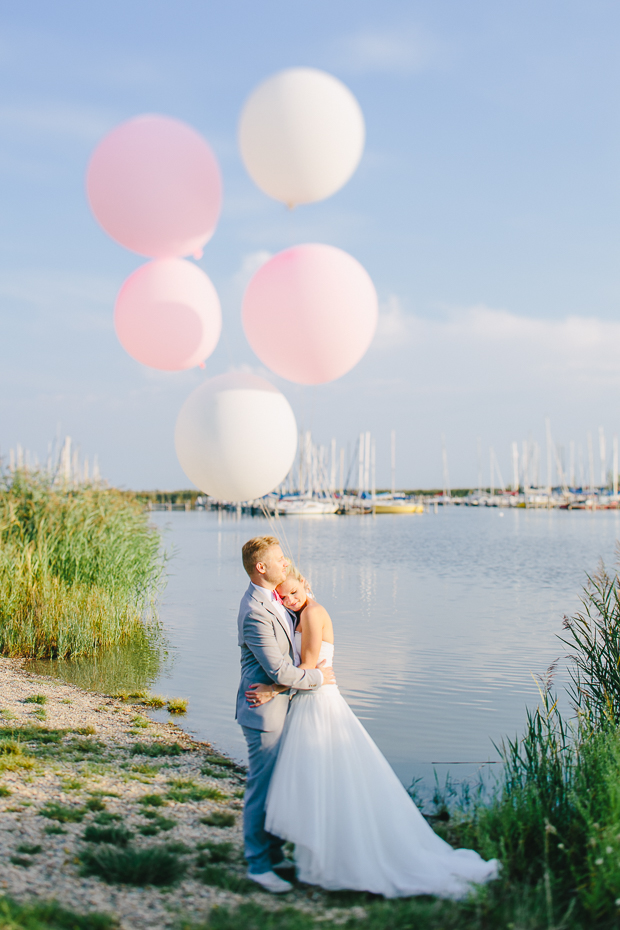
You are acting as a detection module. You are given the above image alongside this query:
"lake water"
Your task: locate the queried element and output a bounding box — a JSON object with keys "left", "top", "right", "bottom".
{"left": 36, "top": 507, "right": 620, "bottom": 794}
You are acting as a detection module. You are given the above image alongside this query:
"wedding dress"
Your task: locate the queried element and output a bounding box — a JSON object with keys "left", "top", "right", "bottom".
{"left": 265, "top": 635, "right": 499, "bottom": 899}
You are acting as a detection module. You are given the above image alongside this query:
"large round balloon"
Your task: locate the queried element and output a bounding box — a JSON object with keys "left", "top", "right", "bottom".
{"left": 87, "top": 114, "right": 222, "bottom": 259}
{"left": 175, "top": 373, "right": 298, "bottom": 500}
{"left": 242, "top": 244, "right": 378, "bottom": 385}
{"left": 114, "top": 259, "right": 221, "bottom": 371}
{"left": 238, "top": 68, "right": 365, "bottom": 206}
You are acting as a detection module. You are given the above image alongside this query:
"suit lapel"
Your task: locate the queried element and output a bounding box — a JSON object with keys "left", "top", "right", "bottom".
{"left": 250, "top": 585, "right": 294, "bottom": 649}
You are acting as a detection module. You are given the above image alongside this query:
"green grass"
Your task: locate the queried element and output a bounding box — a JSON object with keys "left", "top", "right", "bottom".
{"left": 93, "top": 811, "right": 121, "bottom": 825}
{"left": 140, "top": 811, "right": 176, "bottom": 832}
{"left": 0, "top": 740, "right": 34, "bottom": 772}
{"left": 44, "top": 824, "right": 66, "bottom": 835}
{"left": 142, "top": 694, "right": 166, "bottom": 708}
{"left": 40, "top": 802, "right": 85, "bottom": 823}
{"left": 10, "top": 856, "right": 34, "bottom": 868}
{"left": 166, "top": 697, "right": 188, "bottom": 714}
{"left": 166, "top": 778, "right": 226, "bottom": 803}
{"left": 197, "top": 864, "right": 256, "bottom": 894}
{"left": 138, "top": 793, "right": 166, "bottom": 807}
{"left": 24, "top": 694, "right": 47, "bottom": 705}
{"left": 0, "top": 896, "right": 115, "bottom": 929}
{"left": 84, "top": 797, "right": 106, "bottom": 812}
{"left": 16, "top": 843, "right": 42, "bottom": 855}
{"left": 82, "top": 825, "right": 133, "bottom": 847}
{"left": 201, "top": 766, "right": 229, "bottom": 779}
{"left": 0, "top": 471, "right": 164, "bottom": 658}
{"left": 131, "top": 741, "right": 183, "bottom": 757}
{"left": 200, "top": 811, "right": 235, "bottom": 828}
{"left": 80, "top": 844, "right": 187, "bottom": 886}
{"left": 131, "top": 763, "right": 160, "bottom": 776}
{"left": 196, "top": 841, "right": 236, "bottom": 864}
{"left": 204, "top": 754, "right": 236, "bottom": 768}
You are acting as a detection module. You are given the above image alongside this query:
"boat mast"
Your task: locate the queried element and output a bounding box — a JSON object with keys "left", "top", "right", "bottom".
{"left": 391, "top": 429, "right": 396, "bottom": 498}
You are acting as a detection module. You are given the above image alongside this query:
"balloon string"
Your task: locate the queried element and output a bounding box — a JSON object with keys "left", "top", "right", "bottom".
{"left": 258, "top": 498, "right": 296, "bottom": 570}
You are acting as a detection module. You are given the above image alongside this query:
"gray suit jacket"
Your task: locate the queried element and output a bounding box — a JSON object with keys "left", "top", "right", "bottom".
{"left": 236, "top": 582, "right": 323, "bottom": 732}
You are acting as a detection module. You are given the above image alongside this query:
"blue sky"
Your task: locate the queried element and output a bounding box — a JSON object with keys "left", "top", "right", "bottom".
{"left": 1, "top": 0, "right": 619, "bottom": 489}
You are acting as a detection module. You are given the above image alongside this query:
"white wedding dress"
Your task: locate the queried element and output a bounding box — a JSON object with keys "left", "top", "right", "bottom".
{"left": 265, "top": 635, "right": 499, "bottom": 899}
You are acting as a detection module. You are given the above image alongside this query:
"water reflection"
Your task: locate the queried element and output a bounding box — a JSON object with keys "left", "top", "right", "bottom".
{"left": 30, "top": 635, "right": 170, "bottom": 695}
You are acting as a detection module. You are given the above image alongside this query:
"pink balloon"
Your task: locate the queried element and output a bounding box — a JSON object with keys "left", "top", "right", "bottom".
{"left": 87, "top": 114, "right": 222, "bottom": 259}
{"left": 114, "top": 259, "right": 222, "bottom": 371}
{"left": 242, "top": 244, "right": 378, "bottom": 385}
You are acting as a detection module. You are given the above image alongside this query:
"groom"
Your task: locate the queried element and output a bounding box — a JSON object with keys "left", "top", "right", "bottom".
{"left": 236, "top": 535, "right": 335, "bottom": 893}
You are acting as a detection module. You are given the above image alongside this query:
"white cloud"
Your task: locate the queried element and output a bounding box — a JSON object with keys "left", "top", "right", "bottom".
{"left": 375, "top": 294, "right": 410, "bottom": 348}
{"left": 332, "top": 26, "right": 446, "bottom": 75}
{"left": 368, "top": 303, "right": 620, "bottom": 396}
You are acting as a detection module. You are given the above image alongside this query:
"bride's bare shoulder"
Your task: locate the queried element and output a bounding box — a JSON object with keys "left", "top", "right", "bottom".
{"left": 302, "top": 600, "right": 329, "bottom": 623}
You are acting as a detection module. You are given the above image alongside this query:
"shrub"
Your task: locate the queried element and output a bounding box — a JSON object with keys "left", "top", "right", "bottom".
{"left": 24, "top": 694, "right": 47, "bottom": 705}
{"left": 80, "top": 844, "right": 187, "bottom": 886}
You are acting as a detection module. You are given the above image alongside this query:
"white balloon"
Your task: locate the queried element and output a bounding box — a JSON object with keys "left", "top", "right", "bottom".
{"left": 239, "top": 67, "right": 365, "bottom": 206}
{"left": 175, "top": 372, "right": 298, "bottom": 501}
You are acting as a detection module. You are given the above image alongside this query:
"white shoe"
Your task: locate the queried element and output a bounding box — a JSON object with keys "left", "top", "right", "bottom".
{"left": 247, "top": 870, "right": 293, "bottom": 894}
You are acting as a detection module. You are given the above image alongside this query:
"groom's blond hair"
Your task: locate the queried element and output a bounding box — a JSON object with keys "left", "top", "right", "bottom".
{"left": 242, "top": 535, "right": 281, "bottom": 576}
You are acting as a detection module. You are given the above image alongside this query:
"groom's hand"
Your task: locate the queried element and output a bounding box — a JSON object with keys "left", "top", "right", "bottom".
{"left": 317, "top": 660, "right": 336, "bottom": 686}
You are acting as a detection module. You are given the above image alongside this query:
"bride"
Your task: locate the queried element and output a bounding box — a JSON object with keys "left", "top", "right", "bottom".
{"left": 246, "top": 567, "right": 499, "bottom": 900}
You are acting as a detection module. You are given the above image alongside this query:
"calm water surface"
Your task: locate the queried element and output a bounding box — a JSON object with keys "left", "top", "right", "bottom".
{"left": 38, "top": 507, "right": 620, "bottom": 791}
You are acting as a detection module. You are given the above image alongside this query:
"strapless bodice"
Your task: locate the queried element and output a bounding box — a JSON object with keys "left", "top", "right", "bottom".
{"left": 294, "top": 631, "right": 334, "bottom": 666}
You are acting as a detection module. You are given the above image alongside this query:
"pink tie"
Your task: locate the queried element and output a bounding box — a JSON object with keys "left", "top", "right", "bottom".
{"left": 273, "top": 590, "right": 283, "bottom": 605}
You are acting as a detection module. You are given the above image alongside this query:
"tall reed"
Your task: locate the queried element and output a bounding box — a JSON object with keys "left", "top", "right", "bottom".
{"left": 560, "top": 561, "right": 620, "bottom": 730}
{"left": 428, "top": 562, "right": 620, "bottom": 927}
{"left": 0, "top": 471, "right": 163, "bottom": 658}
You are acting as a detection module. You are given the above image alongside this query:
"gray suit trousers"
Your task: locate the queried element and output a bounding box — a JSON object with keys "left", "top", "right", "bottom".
{"left": 241, "top": 725, "right": 285, "bottom": 874}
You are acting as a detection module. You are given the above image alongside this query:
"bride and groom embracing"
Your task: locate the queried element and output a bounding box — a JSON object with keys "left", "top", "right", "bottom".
{"left": 236, "top": 534, "right": 499, "bottom": 897}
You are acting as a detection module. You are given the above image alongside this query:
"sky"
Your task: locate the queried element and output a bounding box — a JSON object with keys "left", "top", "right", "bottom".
{"left": 1, "top": 0, "right": 619, "bottom": 490}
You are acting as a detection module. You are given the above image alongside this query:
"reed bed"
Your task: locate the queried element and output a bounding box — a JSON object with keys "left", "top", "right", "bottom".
{"left": 0, "top": 471, "right": 163, "bottom": 658}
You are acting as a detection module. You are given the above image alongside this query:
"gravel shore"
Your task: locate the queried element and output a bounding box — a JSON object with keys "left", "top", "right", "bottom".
{"left": 0, "top": 658, "right": 353, "bottom": 930}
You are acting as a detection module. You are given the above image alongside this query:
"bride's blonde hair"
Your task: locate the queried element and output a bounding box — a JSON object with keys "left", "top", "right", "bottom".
{"left": 285, "top": 563, "right": 314, "bottom": 599}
